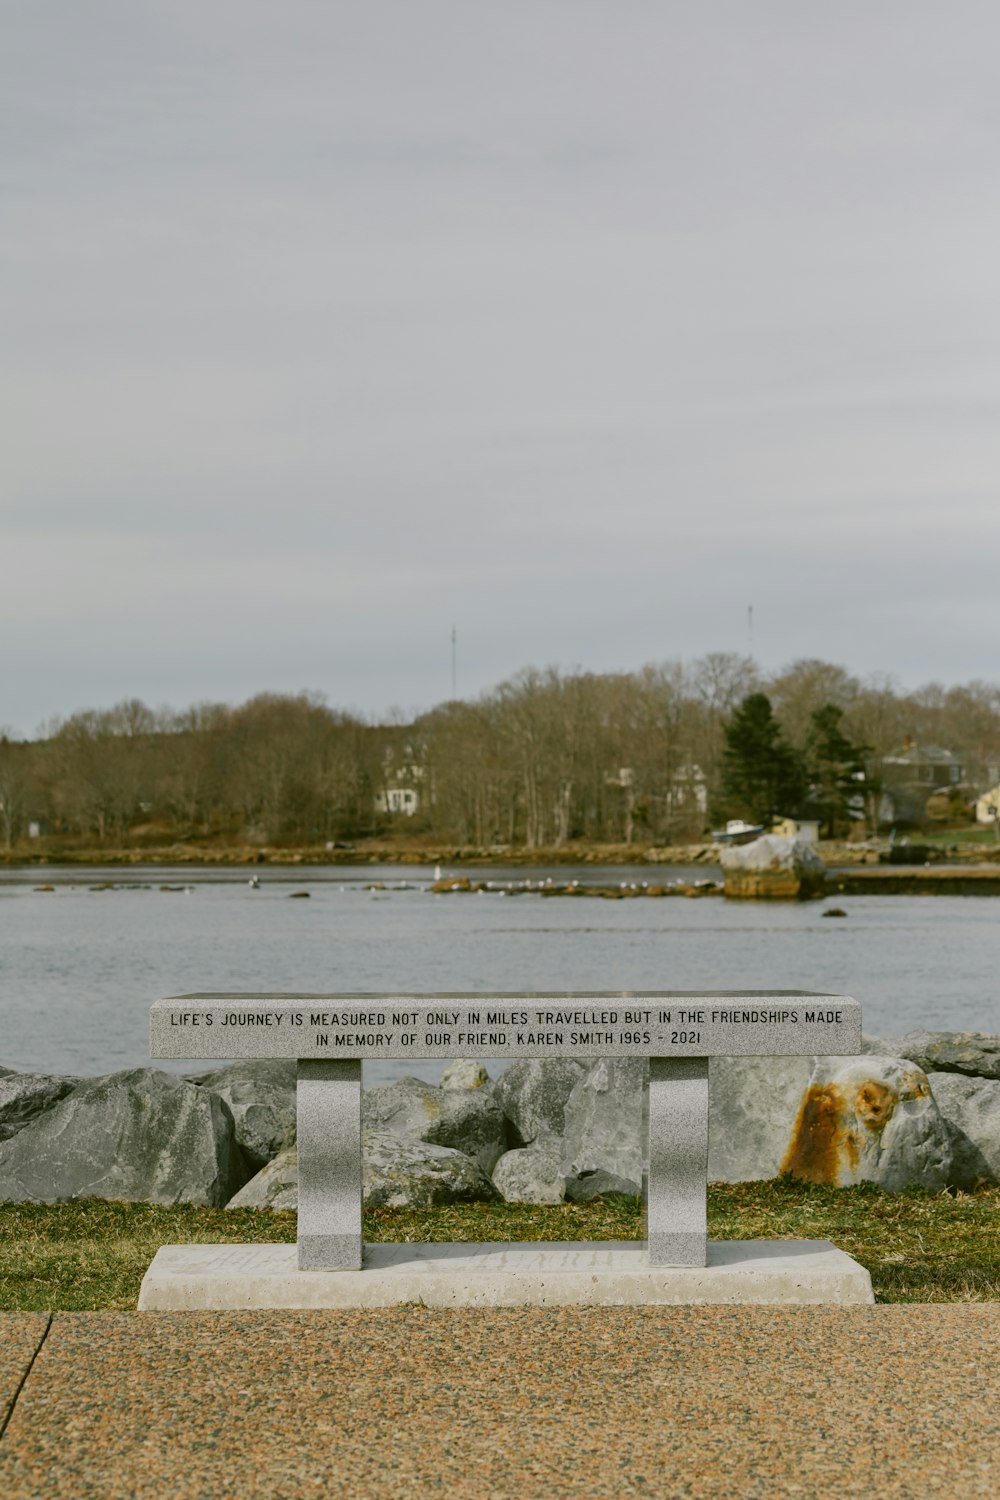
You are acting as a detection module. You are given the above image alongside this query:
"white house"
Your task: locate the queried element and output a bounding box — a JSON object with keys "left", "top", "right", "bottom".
{"left": 975, "top": 784, "right": 1000, "bottom": 825}
{"left": 668, "top": 763, "right": 708, "bottom": 818}
{"left": 375, "top": 787, "right": 419, "bottom": 816}
{"left": 770, "top": 816, "right": 820, "bottom": 844}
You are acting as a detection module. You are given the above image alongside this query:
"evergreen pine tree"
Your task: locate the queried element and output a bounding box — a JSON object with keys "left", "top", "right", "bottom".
{"left": 722, "top": 693, "right": 806, "bottom": 824}
{"left": 806, "top": 703, "right": 870, "bottom": 835}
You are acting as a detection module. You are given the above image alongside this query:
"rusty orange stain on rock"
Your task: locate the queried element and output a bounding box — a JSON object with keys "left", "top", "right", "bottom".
{"left": 780, "top": 1083, "right": 846, "bottom": 1184}
{"left": 781, "top": 1059, "right": 946, "bottom": 1190}
{"left": 853, "top": 1080, "right": 896, "bottom": 1131}
{"left": 782, "top": 1073, "right": 908, "bottom": 1185}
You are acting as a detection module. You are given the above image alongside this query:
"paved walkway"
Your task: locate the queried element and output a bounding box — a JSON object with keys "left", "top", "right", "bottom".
{"left": 1, "top": 1306, "right": 998, "bottom": 1497}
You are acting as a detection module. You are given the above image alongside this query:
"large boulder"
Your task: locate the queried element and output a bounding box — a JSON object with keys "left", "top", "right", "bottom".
{"left": 928, "top": 1073, "right": 1000, "bottom": 1189}
{"left": 495, "top": 1059, "right": 588, "bottom": 1146}
{"left": 228, "top": 1134, "right": 502, "bottom": 1213}
{"left": 719, "top": 835, "right": 826, "bottom": 899}
{"left": 708, "top": 1056, "right": 815, "bottom": 1182}
{"left": 492, "top": 1135, "right": 566, "bottom": 1204}
{"left": 564, "top": 1169, "right": 641, "bottom": 1202}
{"left": 362, "top": 1077, "right": 507, "bottom": 1174}
{"left": 560, "top": 1059, "right": 648, "bottom": 1186}
{"left": 226, "top": 1146, "right": 299, "bottom": 1211}
{"left": 440, "top": 1059, "right": 490, "bottom": 1091}
{"left": 192, "top": 1060, "right": 297, "bottom": 1168}
{"left": 363, "top": 1131, "right": 499, "bottom": 1209}
{"left": 0, "top": 1068, "right": 245, "bottom": 1206}
{"left": 0, "top": 1070, "right": 78, "bottom": 1143}
{"left": 866, "top": 1031, "right": 1000, "bottom": 1082}
{"left": 780, "top": 1056, "right": 953, "bottom": 1191}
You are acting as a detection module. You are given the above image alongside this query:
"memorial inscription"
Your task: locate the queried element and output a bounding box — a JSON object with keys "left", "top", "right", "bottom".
{"left": 152, "top": 992, "right": 858, "bottom": 1062}
{"left": 148, "top": 991, "right": 861, "bottom": 1283}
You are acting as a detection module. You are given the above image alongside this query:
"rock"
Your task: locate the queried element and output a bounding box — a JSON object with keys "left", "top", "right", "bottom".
{"left": 492, "top": 1135, "right": 565, "bottom": 1204}
{"left": 719, "top": 835, "right": 826, "bottom": 899}
{"left": 495, "top": 1058, "right": 589, "bottom": 1146}
{"left": 708, "top": 1056, "right": 815, "bottom": 1182}
{"left": 0, "top": 1070, "right": 79, "bottom": 1143}
{"left": 927, "top": 1073, "right": 1000, "bottom": 1189}
{"left": 564, "top": 1170, "right": 641, "bottom": 1202}
{"left": 780, "top": 1056, "right": 953, "bottom": 1191}
{"left": 865, "top": 1031, "right": 1000, "bottom": 1082}
{"left": 440, "top": 1059, "right": 490, "bottom": 1091}
{"left": 0, "top": 1068, "right": 245, "bottom": 1206}
{"left": 362, "top": 1077, "right": 507, "bottom": 1173}
{"left": 363, "top": 1131, "right": 499, "bottom": 1208}
{"left": 229, "top": 1131, "right": 504, "bottom": 1213}
{"left": 192, "top": 1060, "right": 297, "bottom": 1168}
{"left": 226, "top": 1147, "right": 299, "bottom": 1211}
{"left": 560, "top": 1059, "right": 648, "bottom": 1186}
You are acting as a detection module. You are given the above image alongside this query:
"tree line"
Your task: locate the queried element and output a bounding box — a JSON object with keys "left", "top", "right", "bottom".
{"left": 2, "top": 655, "right": 999, "bottom": 851}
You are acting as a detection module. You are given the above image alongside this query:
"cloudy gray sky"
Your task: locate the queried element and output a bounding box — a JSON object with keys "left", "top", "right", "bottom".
{"left": 4, "top": 2, "right": 1000, "bottom": 734}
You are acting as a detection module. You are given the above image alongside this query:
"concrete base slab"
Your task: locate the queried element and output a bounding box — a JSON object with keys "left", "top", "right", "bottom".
{"left": 138, "top": 1239, "right": 874, "bottom": 1310}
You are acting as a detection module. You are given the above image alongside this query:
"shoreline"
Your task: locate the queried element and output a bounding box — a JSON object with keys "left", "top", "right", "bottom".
{"left": 828, "top": 865, "right": 1000, "bottom": 895}
{"left": 5, "top": 835, "right": 999, "bottom": 870}
{"left": 1, "top": 840, "right": 719, "bottom": 868}
{"left": 6, "top": 841, "right": 1000, "bottom": 897}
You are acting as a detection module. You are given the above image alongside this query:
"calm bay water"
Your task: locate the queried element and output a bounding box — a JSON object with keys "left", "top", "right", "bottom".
{"left": 1, "top": 863, "right": 997, "bottom": 1084}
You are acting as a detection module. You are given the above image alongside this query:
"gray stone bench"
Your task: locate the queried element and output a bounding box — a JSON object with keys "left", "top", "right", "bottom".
{"left": 150, "top": 991, "right": 861, "bottom": 1273}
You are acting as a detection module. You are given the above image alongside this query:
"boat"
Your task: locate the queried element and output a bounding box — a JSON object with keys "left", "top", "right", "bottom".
{"left": 711, "top": 819, "right": 765, "bottom": 846}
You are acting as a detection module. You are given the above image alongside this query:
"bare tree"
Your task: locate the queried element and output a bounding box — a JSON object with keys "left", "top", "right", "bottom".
{"left": 767, "top": 659, "right": 860, "bottom": 748}
{"left": 45, "top": 705, "right": 151, "bottom": 842}
{"left": 0, "top": 733, "right": 33, "bottom": 851}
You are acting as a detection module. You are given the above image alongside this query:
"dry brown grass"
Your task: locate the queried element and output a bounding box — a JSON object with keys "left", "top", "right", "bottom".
{"left": 0, "top": 1181, "right": 996, "bottom": 1310}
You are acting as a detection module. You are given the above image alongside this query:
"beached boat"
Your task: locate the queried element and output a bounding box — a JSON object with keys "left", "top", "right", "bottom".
{"left": 711, "top": 819, "right": 765, "bottom": 845}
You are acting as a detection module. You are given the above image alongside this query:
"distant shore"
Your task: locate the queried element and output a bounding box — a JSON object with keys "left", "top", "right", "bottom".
{"left": 5, "top": 838, "right": 711, "bottom": 868}
{"left": 4, "top": 834, "right": 999, "bottom": 870}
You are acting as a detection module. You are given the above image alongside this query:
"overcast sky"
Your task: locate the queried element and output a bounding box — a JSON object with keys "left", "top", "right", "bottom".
{"left": 3, "top": 3, "right": 1000, "bottom": 735}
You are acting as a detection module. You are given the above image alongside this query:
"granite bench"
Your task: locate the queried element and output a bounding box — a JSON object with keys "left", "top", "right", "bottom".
{"left": 150, "top": 990, "right": 861, "bottom": 1275}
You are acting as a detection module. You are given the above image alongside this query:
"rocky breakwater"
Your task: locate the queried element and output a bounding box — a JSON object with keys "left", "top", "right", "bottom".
{"left": 430, "top": 877, "right": 723, "bottom": 898}
{"left": 0, "top": 1067, "right": 258, "bottom": 1207}
{"left": 719, "top": 834, "right": 827, "bottom": 900}
{"left": 0, "top": 1034, "right": 997, "bottom": 1211}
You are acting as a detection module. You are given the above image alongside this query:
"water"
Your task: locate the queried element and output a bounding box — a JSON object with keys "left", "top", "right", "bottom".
{"left": 1, "top": 863, "right": 997, "bottom": 1084}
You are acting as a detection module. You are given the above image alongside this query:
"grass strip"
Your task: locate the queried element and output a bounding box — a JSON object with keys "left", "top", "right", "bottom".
{"left": 0, "top": 1181, "right": 997, "bottom": 1311}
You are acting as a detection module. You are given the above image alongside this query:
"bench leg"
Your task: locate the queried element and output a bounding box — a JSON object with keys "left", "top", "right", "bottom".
{"left": 646, "top": 1057, "right": 709, "bottom": 1267}
{"left": 297, "top": 1059, "right": 363, "bottom": 1270}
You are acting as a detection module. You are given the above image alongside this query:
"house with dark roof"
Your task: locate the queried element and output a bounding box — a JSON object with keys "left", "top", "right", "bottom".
{"left": 872, "top": 740, "right": 965, "bottom": 827}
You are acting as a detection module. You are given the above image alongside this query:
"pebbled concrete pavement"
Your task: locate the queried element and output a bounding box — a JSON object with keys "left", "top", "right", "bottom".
{"left": 0, "top": 1306, "right": 997, "bottom": 1497}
